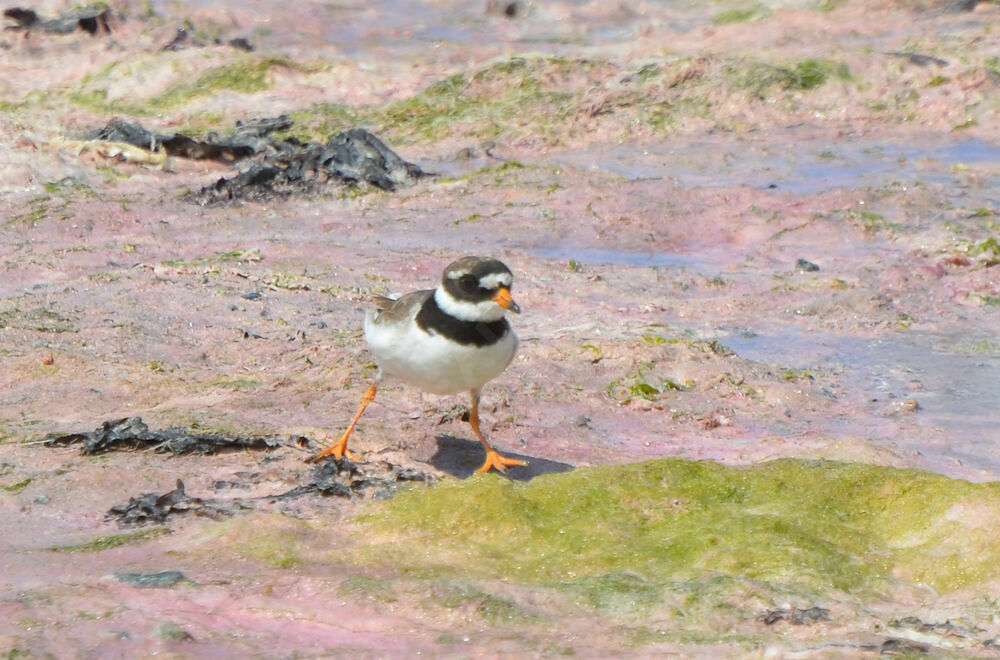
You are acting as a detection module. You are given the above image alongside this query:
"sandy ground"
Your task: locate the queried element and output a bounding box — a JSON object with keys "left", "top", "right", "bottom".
{"left": 2, "top": 0, "right": 1000, "bottom": 656}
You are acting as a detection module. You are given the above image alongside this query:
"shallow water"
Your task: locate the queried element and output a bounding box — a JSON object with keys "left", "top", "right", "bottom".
{"left": 555, "top": 136, "right": 1000, "bottom": 194}
{"left": 527, "top": 245, "right": 701, "bottom": 268}
{"left": 153, "top": 0, "right": 708, "bottom": 58}
{"left": 724, "top": 326, "right": 1000, "bottom": 478}
{"left": 776, "top": 138, "right": 1000, "bottom": 194}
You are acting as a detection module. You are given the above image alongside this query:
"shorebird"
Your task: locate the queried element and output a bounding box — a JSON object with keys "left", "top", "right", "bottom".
{"left": 311, "top": 256, "right": 525, "bottom": 474}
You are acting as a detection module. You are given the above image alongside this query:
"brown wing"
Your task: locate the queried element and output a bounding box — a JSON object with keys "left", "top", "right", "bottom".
{"left": 370, "top": 289, "right": 434, "bottom": 325}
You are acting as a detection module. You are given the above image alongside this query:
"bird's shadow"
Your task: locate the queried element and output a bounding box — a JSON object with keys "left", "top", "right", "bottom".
{"left": 430, "top": 435, "right": 574, "bottom": 481}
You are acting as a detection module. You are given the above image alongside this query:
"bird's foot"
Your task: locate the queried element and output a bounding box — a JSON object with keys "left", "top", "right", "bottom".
{"left": 307, "top": 438, "right": 357, "bottom": 464}
{"left": 474, "top": 449, "right": 526, "bottom": 474}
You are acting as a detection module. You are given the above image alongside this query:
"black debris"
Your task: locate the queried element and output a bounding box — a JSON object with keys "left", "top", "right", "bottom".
{"left": 943, "top": 0, "right": 981, "bottom": 12}
{"left": 45, "top": 416, "right": 288, "bottom": 456}
{"left": 759, "top": 609, "right": 785, "bottom": 626}
{"left": 106, "top": 479, "right": 241, "bottom": 527}
{"left": 487, "top": 1, "right": 523, "bottom": 18}
{"left": 212, "top": 475, "right": 257, "bottom": 491}
{"left": 85, "top": 117, "right": 427, "bottom": 204}
{"left": 53, "top": 418, "right": 438, "bottom": 526}
{"left": 4, "top": 5, "right": 111, "bottom": 35}
{"left": 114, "top": 570, "right": 192, "bottom": 588}
{"left": 880, "top": 637, "right": 931, "bottom": 656}
{"left": 105, "top": 461, "right": 436, "bottom": 527}
{"left": 89, "top": 116, "right": 294, "bottom": 163}
{"left": 325, "top": 128, "right": 426, "bottom": 190}
{"left": 228, "top": 37, "right": 254, "bottom": 52}
{"left": 795, "top": 258, "right": 820, "bottom": 272}
{"left": 884, "top": 51, "right": 949, "bottom": 68}
{"left": 707, "top": 339, "right": 734, "bottom": 356}
{"left": 161, "top": 26, "right": 191, "bottom": 50}
{"left": 161, "top": 25, "right": 253, "bottom": 52}
{"left": 757, "top": 606, "right": 831, "bottom": 625}
{"left": 3, "top": 7, "right": 36, "bottom": 28}
{"left": 188, "top": 128, "right": 427, "bottom": 205}
{"left": 890, "top": 616, "right": 983, "bottom": 639}
{"left": 272, "top": 458, "right": 436, "bottom": 502}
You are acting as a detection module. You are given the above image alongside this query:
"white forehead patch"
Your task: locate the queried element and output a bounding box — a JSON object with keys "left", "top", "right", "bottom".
{"left": 478, "top": 272, "right": 512, "bottom": 290}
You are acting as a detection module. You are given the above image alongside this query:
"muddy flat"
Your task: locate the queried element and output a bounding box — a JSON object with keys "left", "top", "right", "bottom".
{"left": 2, "top": 0, "right": 1000, "bottom": 656}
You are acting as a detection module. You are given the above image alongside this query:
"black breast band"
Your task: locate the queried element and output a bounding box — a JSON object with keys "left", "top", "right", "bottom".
{"left": 415, "top": 294, "right": 510, "bottom": 347}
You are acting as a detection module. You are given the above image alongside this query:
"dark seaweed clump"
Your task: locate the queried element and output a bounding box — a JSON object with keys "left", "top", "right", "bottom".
{"left": 88, "top": 117, "right": 427, "bottom": 205}
{"left": 113, "top": 570, "right": 193, "bottom": 588}
{"left": 757, "top": 606, "right": 831, "bottom": 625}
{"left": 4, "top": 5, "right": 111, "bottom": 35}
{"left": 45, "top": 417, "right": 436, "bottom": 526}
{"left": 105, "top": 461, "right": 435, "bottom": 527}
{"left": 107, "top": 479, "right": 248, "bottom": 527}
{"left": 45, "top": 416, "right": 289, "bottom": 455}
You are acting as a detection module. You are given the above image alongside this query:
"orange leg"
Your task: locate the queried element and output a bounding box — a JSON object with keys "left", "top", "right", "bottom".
{"left": 468, "top": 389, "right": 526, "bottom": 474}
{"left": 310, "top": 384, "right": 376, "bottom": 463}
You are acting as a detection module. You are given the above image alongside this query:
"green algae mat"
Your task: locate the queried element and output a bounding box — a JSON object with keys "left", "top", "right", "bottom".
{"left": 190, "top": 457, "right": 1000, "bottom": 651}
{"left": 359, "top": 458, "right": 1000, "bottom": 595}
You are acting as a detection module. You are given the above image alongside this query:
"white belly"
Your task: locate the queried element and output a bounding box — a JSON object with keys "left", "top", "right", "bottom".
{"left": 364, "top": 310, "right": 518, "bottom": 395}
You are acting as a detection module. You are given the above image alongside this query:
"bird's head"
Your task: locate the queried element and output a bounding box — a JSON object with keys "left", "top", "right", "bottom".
{"left": 436, "top": 256, "right": 521, "bottom": 322}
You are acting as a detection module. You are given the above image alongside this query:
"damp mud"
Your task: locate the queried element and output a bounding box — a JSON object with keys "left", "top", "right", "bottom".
{"left": 2, "top": 0, "right": 1000, "bottom": 656}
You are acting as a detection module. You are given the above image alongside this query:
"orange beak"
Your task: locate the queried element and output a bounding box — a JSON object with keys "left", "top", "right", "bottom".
{"left": 492, "top": 286, "right": 521, "bottom": 314}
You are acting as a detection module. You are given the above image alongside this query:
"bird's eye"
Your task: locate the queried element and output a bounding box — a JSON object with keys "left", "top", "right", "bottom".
{"left": 459, "top": 274, "right": 478, "bottom": 292}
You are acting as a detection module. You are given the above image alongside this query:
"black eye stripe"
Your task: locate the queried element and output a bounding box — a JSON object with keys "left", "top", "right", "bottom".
{"left": 446, "top": 268, "right": 514, "bottom": 302}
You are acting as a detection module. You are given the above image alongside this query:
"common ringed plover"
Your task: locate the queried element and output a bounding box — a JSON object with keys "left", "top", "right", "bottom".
{"left": 311, "top": 256, "right": 526, "bottom": 474}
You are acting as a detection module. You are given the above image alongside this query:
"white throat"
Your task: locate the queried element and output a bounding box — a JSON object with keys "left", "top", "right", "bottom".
{"left": 434, "top": 287, "right": 506, "bottom": 322}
